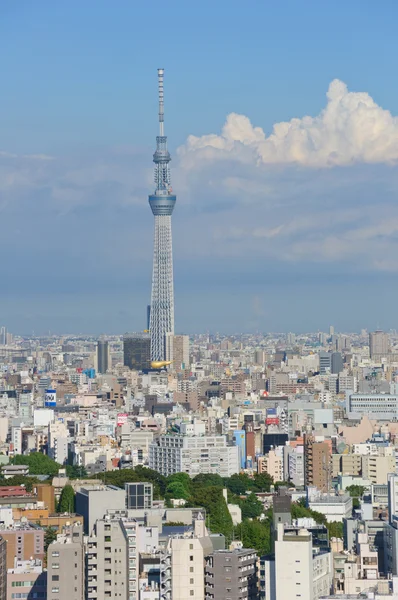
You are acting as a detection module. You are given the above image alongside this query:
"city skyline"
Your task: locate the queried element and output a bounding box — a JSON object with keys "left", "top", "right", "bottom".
{"left": 2, "top": 2, "right": 398, "bottom": 333}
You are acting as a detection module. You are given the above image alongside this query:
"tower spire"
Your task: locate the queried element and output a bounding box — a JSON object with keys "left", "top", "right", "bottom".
{"left": 158, "top": 68, "right": 164, "bottom": 137}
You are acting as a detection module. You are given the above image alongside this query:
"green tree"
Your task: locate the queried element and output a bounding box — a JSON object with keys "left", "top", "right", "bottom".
{"left": 91, "top": 466, "right": 168, "bottom": 499}
{"left": 327, "top": 521, "right": 344, "bottom": 539}
{"left": 66, "top": 465, "right": 88, "bottom": 479}
{"left": 225, "top": 473, "right": 252, "bottom": 495}
{"left": 274, "top": 481, "right": 293, "bottom": 489}
{"left": 2, "top": 475, "right": 39, "bottom": 492}
{"left": 12, "top": 453, "right": 60, "bottom": 477}
{"left": 192, "top": 473, "right": 224, "bottom": 489}
{"left": 57, "top": 484, "right": 75, "bottom": 513}
{"left": 165, "top": 481, "right": 190, "bottom": 500}
{"left": 44, "top": 527, "right": 57, "bottom": 553}
{"left": 291, "top": 501, "right": 327, "bottom": 525}
{"left": 166, "top": 473, "right": 192, "bottom": 497}
{"left": 191, "top": 486, "right": 233, "bottom": 540}
{"left": 346, "top": 485, "right": 366, "bottom": 498}
{"left": 240, "top": 493, "right": 263, "bottom": 520}
{"left": 235, "top": 519, "right": 272, "bottom": 555}
{"left": 252, "top": 472, "right": 274, "bottom": 492}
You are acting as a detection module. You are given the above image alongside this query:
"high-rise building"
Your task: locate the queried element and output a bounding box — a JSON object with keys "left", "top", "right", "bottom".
{"left": 205, "top": 548, "right": 258, "bottom": 600}
{"left": 123, "top": 332, "right": 151, "bottom": 371}
{"left": 148, "top": 68, "right": 176, "bottom": 361}
{"left": 304, "top": 436, "right": 331, "bottom": 492}
{"left": 272, "top": 523, "right": 332, "bottom": 599}
{"left": 0, "top": 327, "right": 6, "bottom": 346}
{"left": 47, "top": 524, "right": 84, "bottom": 600}
{"left": 319, "top": 352, "right": 331, "bottom": 374}
{"left": 331, "top": 351, "right": 343, "bottom": 374}
{"left": 96, "top": 340, "right": 110, "bottom": 374}
{"left": 369, "top": 330, "right": 389, "bottom": 359}
{"left": 85, "top": 517, "right": 138, "bottom": 600}
{"left": 161, "top": 518, "right": 212, "bottom": 600}
{"left": 165, "top": 334, "right": 189, "bottom": 370}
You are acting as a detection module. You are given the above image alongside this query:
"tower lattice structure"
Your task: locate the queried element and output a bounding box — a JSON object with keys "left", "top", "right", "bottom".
{"left": 148, "top": 69, "right": 176, "bottom": 361}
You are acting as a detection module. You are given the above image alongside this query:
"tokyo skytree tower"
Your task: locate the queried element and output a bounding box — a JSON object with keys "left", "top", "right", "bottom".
{"left": 148, "top": 69, "right": 176, "bottom": 361}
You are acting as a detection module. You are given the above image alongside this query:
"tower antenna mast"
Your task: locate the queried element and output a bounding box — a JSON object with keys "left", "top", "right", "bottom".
{"left": 158, "top": 68, "right": 164, "bottom": 137}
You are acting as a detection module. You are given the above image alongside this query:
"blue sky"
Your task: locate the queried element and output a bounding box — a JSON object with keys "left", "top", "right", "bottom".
{"left": 1, "top": 0, "right": 398, "bottom": 334}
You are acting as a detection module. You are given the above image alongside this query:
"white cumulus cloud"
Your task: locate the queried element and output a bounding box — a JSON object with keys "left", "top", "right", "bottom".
{"left": 178, "top": 79, "right": 398, "bottom": 167}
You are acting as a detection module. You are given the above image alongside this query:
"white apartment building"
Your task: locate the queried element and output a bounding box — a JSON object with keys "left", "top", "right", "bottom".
{"left": 261, "top": 523, "right": 332, "bottom": 600}
{"left": 307, "top": 489, "right": 353, "bottom": 523}
{"left": 48, "top": 420, "right": 69, "bottom": 465}
{"left": 287, "top": 445, "right": 305, "bottom": 487}
{"left": 149, "top": 434, "right": 239, "bottom": 477}
{"left": 160, "top": 518, "right": 212, "bottom": 600}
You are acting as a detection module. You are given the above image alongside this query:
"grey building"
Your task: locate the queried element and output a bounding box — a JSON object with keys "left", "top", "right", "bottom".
{"left": 126, "top": 482, "right": 153, "bottom": 510}
{"left": 319, "top": 352, "right": 331, "bottom": 375}
{"left": 86, "top": 516, "right": 139, "bottom": 600}
{"left": 96, "top": 340, "right": 109, "bottom": 374}
{"left": 75, "top": 485, "right": 126, "bottom": 535}
{"left": 47, "top": 524, "right": 84, "bottom": 600}
{"left": 123, "top": 332, "right": 151, "bottom": 371}
{"left": 273, "top": 487, "right": 291, "bottom": 534}
{"left": 331, "top": 352, "right": 343, "bottom": 374}
{"left": 205, "top": 548, "right": 258, "bottom": 600}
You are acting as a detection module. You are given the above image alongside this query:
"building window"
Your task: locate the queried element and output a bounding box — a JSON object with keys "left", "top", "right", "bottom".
{"left": 190, "top": 579, "right": 194, "bottom": 584}
{"left": 190, "top": 592, "right": 194, "bottom": 597}
{"left": 189, "top": 544, "right": 194, "bottom": 550}
{"left": 52, "top": 576, "right": 59, "bottom": 581}
{"left": 190, "top": 556, "right": 194, "bottom": 561}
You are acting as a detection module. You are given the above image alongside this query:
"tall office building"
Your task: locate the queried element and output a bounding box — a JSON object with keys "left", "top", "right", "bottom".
{"left": 165, "top": 333, "right": 189, "bottom": 370}
{"left": 96, "top": 340, "right": 110, "bottom": 374}
{"left": 369, "top": 330, "right": 389, "bottom": 359}
{"left": 331, "top": 351, "right": 343, "bottom": 374}
{"left": 123, "top": 332, "right": 151, "bottom": 371}
{"left": 0, "top": 327, "right": 6, "bottom": 346}
{"left": 148, "top": 69, "right": 176, "bottom": 361}
{"left": 319, "top": 351, "right": 331, "bottom": 374}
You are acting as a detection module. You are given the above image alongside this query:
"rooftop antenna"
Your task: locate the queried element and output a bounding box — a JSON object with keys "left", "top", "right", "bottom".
{"left": 158, "top": 68, "right": 164, "bottom": 137}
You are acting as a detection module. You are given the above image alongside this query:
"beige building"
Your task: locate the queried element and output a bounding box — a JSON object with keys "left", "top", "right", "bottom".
{"left": 362, "top": 455, "right": 395, "bottom": 484}
{"left": 332, "top": 453, "right": 362, "bottom": 478}
{"left": 161, "top": 518, "right": 212, "bottom": 600}
{"left": 258, "top": 449, "right": 284, "bottom": 482}
{"left": 85, "top": 516, "right": 138, "bottom": 600}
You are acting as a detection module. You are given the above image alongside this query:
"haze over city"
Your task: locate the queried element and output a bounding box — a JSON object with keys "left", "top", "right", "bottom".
{"left": 2, "top": 0, "right": 398, "bottom": 334}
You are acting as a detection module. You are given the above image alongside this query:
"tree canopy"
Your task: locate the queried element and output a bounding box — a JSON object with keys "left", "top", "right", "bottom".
{"left": 12, "top": 453, "right": 60, "bottom": 477}
{"left": 57, "top": 484, "right": 75, "bottom": 513}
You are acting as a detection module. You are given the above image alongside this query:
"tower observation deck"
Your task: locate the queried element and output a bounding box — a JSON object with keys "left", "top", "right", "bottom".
{"left": 148, "top": 69, "right": 176, "bottom": 361}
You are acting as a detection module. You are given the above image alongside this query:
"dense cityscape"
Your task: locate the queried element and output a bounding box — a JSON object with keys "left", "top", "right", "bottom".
{"left": 1, "top": 323, "right": 398, "bottom": 600}
{"left": 2, "top": 4, "right": 398, "bottom": 600}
